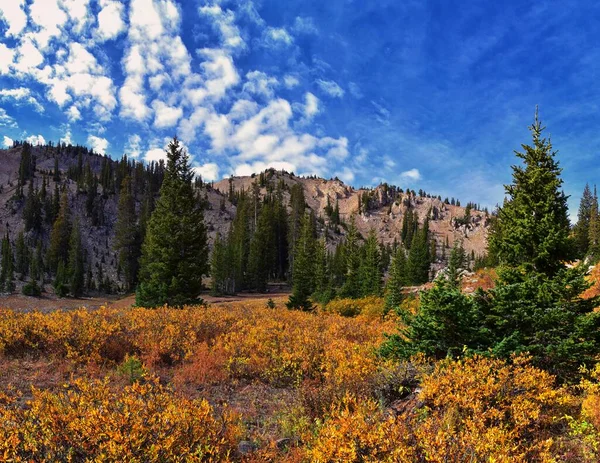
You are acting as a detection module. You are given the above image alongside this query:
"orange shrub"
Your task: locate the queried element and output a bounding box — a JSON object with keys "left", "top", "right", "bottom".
{"left": 0, "top": 376, "right": 241, "bottom": 462}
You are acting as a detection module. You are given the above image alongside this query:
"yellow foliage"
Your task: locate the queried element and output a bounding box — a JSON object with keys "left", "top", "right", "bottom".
{"left": 0, "top": 376, "right": 241, "bottom": 462}
{"left": 324, "top": 296, "right": 385, "bottom": 319}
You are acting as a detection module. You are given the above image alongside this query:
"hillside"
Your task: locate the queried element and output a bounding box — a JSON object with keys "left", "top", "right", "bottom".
{"left": 0, "top": 142, "right": 490, "bottom": 296}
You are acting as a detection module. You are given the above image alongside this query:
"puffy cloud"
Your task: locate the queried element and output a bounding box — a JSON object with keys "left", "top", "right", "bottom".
{"left": 193, "top": 163, "right": 219, "bottom": 181}
{"left": 199, "top": 4, "right": 245, "bottom": 51}
{"left": 60, "top": 0, "right": 92, "bottom": 34}
{"left": 96, "top": 0, "right": 125, "bottom": 41}
{"left": 144, "top": 147, "right": 167, "bottom": 162}
{"left": 243, "top": 71, "right": 278, "bottom": 99}
{"left": 0, "top": 1, "right": 27, "bottom": 37}
{"left": 0, "top": 108, "right": 17, "bottom": 128}
{"left": 316, "top": 79, "right": 345, "bottom": 98}
{"left": 26, "top": 134, "right": 46, "bottom": 145}
{"left": 263, "top": 27, "right": 293, "bottom": 47}
{"left": 293, "top": 16, "right": 318, "bottom": 35}
{"left": 152, "top": 100, "right": 183, "bottom": 128}
{"left": 3, "top": 135, "right": 14, "bottom": 148}
{"left": 87, "top": 135, "right": 108, "bottom": 155}
{"left": 28, "top": 0, "right": 68, "bottom": 50}
{"left": 283, "top": 75, "right": 300, "bottom": 88}
{"left": 67, "top": 105, "right": 81, "bottom": 121}
{"left": 61, "top": 128, "right": 73, "bottom": 145}
{"left": 14, "top": 39, "right": 44, "bottom": 73}
{"left": 125, "top": 134, "right": 142, "bottom": 158}
{"left": 400, "top": 168, "right": 421, "bottom": 182}
{"left": 0, "top": 87, "right": 44, "bottom": 112}
{"left": 304, "top": 92, "right": 319, "bottom": 119}
{"left": 336, "top": 167, "right": 355, "bottom": 183}
{"left": 0, "top": 44, "right": 15, "bottom": 74}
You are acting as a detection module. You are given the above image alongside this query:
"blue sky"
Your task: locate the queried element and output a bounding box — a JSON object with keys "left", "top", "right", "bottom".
{"left": 0, "top": 0, "right": 599, "bottom": 216}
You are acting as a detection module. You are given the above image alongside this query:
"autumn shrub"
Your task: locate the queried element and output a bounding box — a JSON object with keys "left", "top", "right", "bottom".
{"left": 0, "top": 376, "right": 242, "bottom": 462}
{"left": 324, "top": 296, "right": 385, "bottom": 319}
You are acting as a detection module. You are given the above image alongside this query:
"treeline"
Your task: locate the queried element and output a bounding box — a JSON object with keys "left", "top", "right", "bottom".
{"left": 1, "top": 140, "right": 172, "bottom": 297}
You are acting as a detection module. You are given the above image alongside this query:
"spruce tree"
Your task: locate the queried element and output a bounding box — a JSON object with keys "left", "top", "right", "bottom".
{"left": 229, "top": 193, "right": 250, "bottom": 292}
{"left": 47, "top": 190, "right": 71, "bottom": 272}
{"left": 67, "top": 219, "right": 84, "bottom": 297}
{"left": 339, "top": 217, "right": 362, "bottom": 298}
{"left": 15, "top": 231, "right": 28, "bottom": 278}
{"left": 384, "top": 245, "right": 408, "bottom": 312}
{"left": 313, "top": 237, "right": 334, "bottom": 303}
{"left": 288, "top": 183, "right": 306, "bottom": 277}
{"left": 488, "top": 110, "right": 572, "bottom": 275}
{"left": 247, "top": 202, "right": 275, "bottom": 292}
{"left": 23, "top": 179, "right": 42, "bottom": 232}
{"left": 286, "top": 212, "right": 316, "bottom": 310}
{"left": 210, "top": 232, "right": 229, "bottom": 296}
{"left": 114, "top": 176, "right": 141, "bottom": 292}
{"left": 0, "top": 233, "right": 14, "bottom": 292}
{"left": 136, "top": 138, "right": 208, "bottom": 307}
{"left": 407, "top": 218, "right": 431, "bottom": 285}
{"left": 574, "top": 183, "right": 594, "bottom": 257}
{"left": 589, "top": 186, "right": 600, "bottom": 261}
{"left": 359, "top": 228, "right": 382, "bottom": 296}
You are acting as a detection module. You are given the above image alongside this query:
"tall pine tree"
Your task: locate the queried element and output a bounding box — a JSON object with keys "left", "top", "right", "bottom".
{"left": 136, "top": 138, "right": 208, "bottom": 307}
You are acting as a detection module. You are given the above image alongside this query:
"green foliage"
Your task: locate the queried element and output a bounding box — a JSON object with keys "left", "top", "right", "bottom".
{"left": 136, "top": 138, "right": 208, "bottom": 308}
{"left": 380, "top": 277, "right": 485, "bottom": 360}
{"left": 407, "top": 217, "right": 431, "bottom": 285}
{"left": 287, "top": 213, "right": 315, "bottom": 311}
{"left": 117, "top": 355, "right": 146, "bottom": 384}
{"left": 47, "top": 190, "right": 71, "bottom": 273}
{"left": 53, "top": 259, "right": 68, "bottom": 297}
{"left": 339, "top": 218, "right": 362, "bottom": 299}
{"left": 359, "top": 229, "right": 382, "bottom": 297}
{"left": 482, "top": 265, "right": 600, "bottom": 381}
{"left": 488, "top": 110, "right": 572, "bottom": 276}
{"left": 0, "top": 233, "right": 14, "bottom": 293}
{"left": 114, "top": 176, "right": 141, "bottom": 292}
{"left": 574, "top": 183, "right": 594, "bottom": 258}
{"left": 22, "top": 280, "right": 41, "bottom": 297}
{"left": 67, "top": 219, "right": 84, "bottom": 297}
{"left": 447, "top": 240, "right": 466, "bottom": 285}
{"left": 384, "top": 246, "right": 408, "bottom": 312}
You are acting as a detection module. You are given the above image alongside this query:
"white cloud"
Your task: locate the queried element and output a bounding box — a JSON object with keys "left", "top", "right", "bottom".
{"left": 88, "top": 135, "right": 108, "bottom": 155}
{"left": 145, "top": 147, "right": 167, "bottom": 163}
{"left": 61, "top": 128, "right": 73, "bottom": 145}
{"left": 243, "top": 71, "right": 278, "bottom": 99}
{"left": 125, "top": 134, "right": 142, "bottom": 158}
{"left": 264, "top": 27, "right": 293, "bottom": 46}
{"left": 283, "top": 75, "right": 300, "bottom": 88}
{"left": 400, "top": 168, "right": 422, "bottom": 182}
{"left": 316, "top": 79, "right": 345, "bottom": 98}
{"left": 337, "top": 167, "right": 355, "bottom": 184}
{"left": 293, "top": 16, "right": 318, "bottom": 35}
{"left": 14, "top": 39, "right": 44, "bottom": 73}
{"left": 26, "top": 134, "right": 46, "bottom": 145}
{"left": 199, "top": 4, "right": 245, "bottom": 51}
{"left": 96, "top": 0, "right": 125, "bottom": 41}
{"left": 28, "top": 0, "right": 68, "bottom": 50}
{"left": 60, "top": 0, "right": 92, "bottom": 34}
{"left": 348, "top": 82, "right": 364, "bottom": 99}
{"left": 193, "top": 163, "right": 219, "bottom": 181}
{"left": 0, "top": 108, "right": 17, "bottom": 128}
{"left": 67, "top": 105, "right": 81, "bottom": 121}
{"left": 152, "top": 100, "right": 183, "bottom": 128}
{"left": 0, "top": 87, "right": 44, "bottom": 112}
{"left": 304, "top": 92, "right": 319, "bottom": 119}
{"left": 2, "top": 136, "right": 13, "bottom": 148}
{"left": 0, "top": 44, "right": 15, "bottom": 74}
{"left": 0, "top": 1, "right": 27, "bottom": 37}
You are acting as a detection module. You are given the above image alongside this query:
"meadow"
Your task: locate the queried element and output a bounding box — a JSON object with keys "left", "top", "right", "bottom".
{"left": 0, "top": 296, "right": 599, "bottom": 462}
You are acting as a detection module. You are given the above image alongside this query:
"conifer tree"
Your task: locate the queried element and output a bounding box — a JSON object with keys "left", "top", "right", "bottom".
{"left": 407, "top": 218, "right": 431, "bottom": 285}
{"left": 247, "top": 202, "right": 275, "bottom": 292}
{"left": 588, "top": 186, "right": 600, "bottom": 261}
{"left": 48, "top": 190, "right": 71, "bottom": 272}
{"left": 384, "top": 245, "right": 408, "bottom": 312}
{"left": 114, "top": 176, "right": 140, "bottom": 292}
{"left": 15, "top": 231, "right": 28, "bottom": 278}
{"left": 53, "top": 259, "right": 68, "bottom": 297}
{"left": 288, "top": 183, "right": 306, "bottom": 277}
{"left": 0, "top": 233, "right": 14, "bottom": 292}
{"left": 136, "top": 138, "right": 208, "bottom": 307}
{"left": 313, "top": 237, "right": 334, "bottom": 303}
{"left": 488, "top": 110, "right": 571, "bottom": 275}
{"left": 339, "top": 217, "right": 362, "bottom": 298}
{"left": 67, "top": 219, "right": 84, "bottom": 297}
{"left": 359, "top": 228, "right": 382, "bottom": 296}
{"left": 229, "top": 193, "right": 250, "bottom": 292}
{"left": 23, "top": 179, "right": 42, "bottom": 232}
{"left": 447, "top": 240, "right": 466, "bottom": 286}
{"left": 574, "top": 183, "right": 594, "bottom": 257}
{"left": 210, "top": 232, "right": 230, "bottom": 296}
{"left": 287, "top": 212, "right": 316, "bottom": 310}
